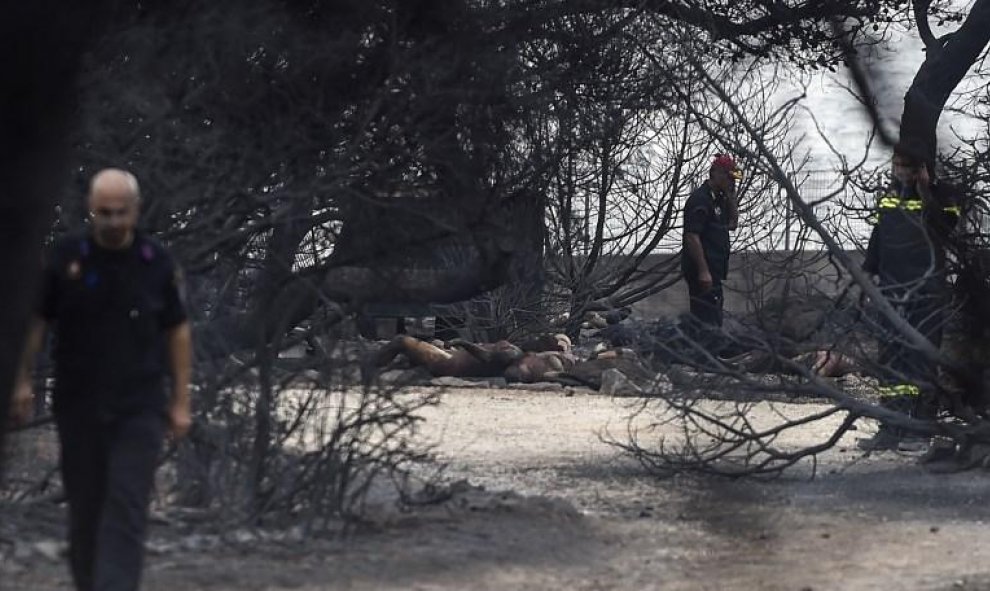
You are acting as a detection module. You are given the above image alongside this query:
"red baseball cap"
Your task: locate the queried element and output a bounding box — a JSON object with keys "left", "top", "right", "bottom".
{"left": 712, "top": 154, "right": 743, "bottom": 179}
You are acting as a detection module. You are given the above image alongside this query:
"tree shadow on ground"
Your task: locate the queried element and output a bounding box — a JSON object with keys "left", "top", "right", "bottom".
{"left": 554, "top": 454, "right": 990, "bottom": 533}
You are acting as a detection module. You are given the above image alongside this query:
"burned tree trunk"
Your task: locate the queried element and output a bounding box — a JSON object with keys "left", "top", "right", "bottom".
{"left": 900, "top": 0, "right": 990, "bottom": 159}
{"left": 0, "top": 3, "right": 105, "bottom": 470}
{"left": 502, "top": 189, "right": 548, "bottom": 337}
{"left": 899, "top": 0, "right": 990, "bottom": 413}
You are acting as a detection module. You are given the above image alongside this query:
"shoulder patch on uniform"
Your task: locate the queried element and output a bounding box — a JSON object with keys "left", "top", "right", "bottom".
{"left": 140, "top": 242, "right": 155, "bottom": 262}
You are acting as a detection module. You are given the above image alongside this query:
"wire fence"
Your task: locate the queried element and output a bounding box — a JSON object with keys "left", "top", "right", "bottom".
{"left": 772, "top": 169, "right": 873, "bottom": 252}
{"left": 652, "top": 169, "right": 875, "bottom": 254}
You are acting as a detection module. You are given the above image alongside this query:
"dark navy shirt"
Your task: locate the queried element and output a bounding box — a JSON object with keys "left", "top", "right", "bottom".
{"left": 863, "top": 180, "right": 957, "bottom": 293}
{"left": 39, "top": 231, "right": 187, "bottom": 413}
{"left": 681, "top": 182, "right": 731, "bottom": 281}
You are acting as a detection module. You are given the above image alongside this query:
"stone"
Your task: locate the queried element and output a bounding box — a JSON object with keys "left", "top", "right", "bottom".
{"left": 12, "top": 542, "right": 32, "bottom": 561}
{"left": 379, "top": 367, "right": 432, "bottom": 385}
{"left": 145, "top": 540, "right": 176, "bottom": 555}
{"left": 647, "top": 373, "right": 675, "bottom": 395}
{"left": 599, "top": 369, "right": 644, "bottom": 397}
{"left": 506, "top": 382, "right": 564, "bottom": 392}
{"left": 0, "top": 559, "right": 26, "bottom": 575}
{"left": 228, "top": 529, "right": 257, "bottom": 544}
{"left": 429, "top": 376, "right": 505, "bottom": 388}
{"left": 33, "top": 540, "right": 66, "bottom": 562}
{"left": 181, "top": 534, "right": 220, "bottom": 552}
{"left": 284, "top": 525, "right": 306, "bottom": 543}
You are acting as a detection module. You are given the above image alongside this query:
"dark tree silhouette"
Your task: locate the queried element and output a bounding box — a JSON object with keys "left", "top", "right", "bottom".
{"left": 0, "top": 2, "right": 110, "bottom": 473}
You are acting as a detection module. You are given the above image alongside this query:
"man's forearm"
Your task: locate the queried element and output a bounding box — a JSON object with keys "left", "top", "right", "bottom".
{"left": 726, "top": 195, "right": 739, "bottom": 231}
{"left": 449, "top": 339, "right": 491, "bottom": 363}
{"left": 166, "top": 321, "right": 192, "bottom": 405}
{"left": 684, "top": 233, "right": 710, "bottom": 276}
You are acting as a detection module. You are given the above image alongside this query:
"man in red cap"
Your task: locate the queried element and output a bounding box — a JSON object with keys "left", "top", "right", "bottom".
{"left": 681, "top": 154, "right": 741, "bottom": 343}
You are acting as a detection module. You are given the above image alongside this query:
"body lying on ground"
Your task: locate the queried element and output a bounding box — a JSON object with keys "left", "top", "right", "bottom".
{"left": 722, "top": 348, "right": 863, "bottom": 378}
{"left": 368, "top": 333, "right": 666, "bottom": 388}
{"left": 368, "top": 335, "right": 525, "bottom": 379}
{"left": 365, "top": 332, "right": 865, "bottom": 394}
{"left": 366, "top": 334, "right": 586, "bottom": 384}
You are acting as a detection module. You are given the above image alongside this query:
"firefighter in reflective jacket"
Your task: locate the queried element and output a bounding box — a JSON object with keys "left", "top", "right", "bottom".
{"left": 858, "top": 142, "right": 960, "bottom": 451}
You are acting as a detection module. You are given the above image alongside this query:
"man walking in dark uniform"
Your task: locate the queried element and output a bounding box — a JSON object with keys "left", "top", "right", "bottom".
{"left": 858, "top": 142, "right": 959, "bottom": 452}
{"left": 681, "top": 154, "right": 741, "bottom": 349}
{"left": 10, "top": 168, "right": 192, "bottom": 590}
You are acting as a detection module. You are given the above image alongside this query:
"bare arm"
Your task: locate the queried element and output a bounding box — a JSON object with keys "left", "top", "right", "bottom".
{"left": 11, "top": 318, "right": 46, "bottom": 425}
{"left": 915, "top": 165, "right": 933, "bottom": 201}
{"left": 684, "top": 232, "right": 712, "bottom": 287}
{"left": 725, "top": 186, "right": 739, "bottom": 231}
{"left": 166, "top": 321, "right": 193, "bottom": 440}
{"left": 447, "top": 338, "right": 492, "bottom": 363}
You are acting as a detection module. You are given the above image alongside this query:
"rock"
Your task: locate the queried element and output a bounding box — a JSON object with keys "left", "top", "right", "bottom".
{"left": 145, "top": 540, "right": 176, "bottom": 555}
{"left": 567, "top": 387, "right": 595, "bottom": 396}
{"left": 599, "top": 369, "right": 644, "bottom": 397}
{"left": 284, "top": 525, "right": 306, "bottom": 543}
{"left": 965, "top": 443, "right": 990, "bottom": 468}
{"left": 428, "top": 376, "right": 476, "bottom": 388}
{"left": 181, "top": 534, "right": 220, "bottom": 552}
{"left": 301, "top": 369, "right": 322, "bottom": 382}
{"left": 650, "top": 373, "right": 675, "bottom": 395}
{"left": 12, "top": 542, "right": 32, "bottom": 561}
{"left": 427, "top": 376, "right": 504, "bottom": 388}
{"left": 582, "top": 312, "right": 608, "bottom": 330}
{"left": 336, "top": 367, "right": 363, "bottom": 384}
{"left": 148, "top": 510, "right": 171, "bottom": 526}
{"left": 0, "top": 559, "right": 26, "bottom": 575}
{"left": 666, "top": 366, "right": 700, "bottom": 387}
{"left": 379, "top": 367, "right": 432, "bottom": 385}
{"left": 33, "top": 540, "right": 66, "bottom": 562}
{"left": 750, "top": 294, "right": 835, "bottom": 342}
{"left": 227, "top": 529, "right": 257, "bottom": 544}
{"left": 506, "top": 382, "right": 564, "bottom": 392}
{"left": 0, "top": 560, "right": 27, "bottom": 575}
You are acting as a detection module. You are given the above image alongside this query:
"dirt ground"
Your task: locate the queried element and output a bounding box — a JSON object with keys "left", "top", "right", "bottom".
{"left": 5, "top": 386, "right": 990, "bottom": 591}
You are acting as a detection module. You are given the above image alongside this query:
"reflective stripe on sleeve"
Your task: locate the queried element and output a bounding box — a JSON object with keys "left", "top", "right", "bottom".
{"left": 878, "top": 383, "right": 921, "bottom": 398}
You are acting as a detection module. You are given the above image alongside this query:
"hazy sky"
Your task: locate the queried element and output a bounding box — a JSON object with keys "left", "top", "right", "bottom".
{"left": 793, "top": 21, "right": 985, "bottom": 171}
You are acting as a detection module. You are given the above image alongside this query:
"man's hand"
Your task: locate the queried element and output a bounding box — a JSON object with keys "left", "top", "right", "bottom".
{"left": 167, "top": 397, "right": 192, "bottom": 441}
{"left": 725, "top": 179, "right": 739, "bottom": 231}
{"left": 916, "top": 165, "right": 932, "bottom": 199}
{"left": 697, "top": 270, "right": 713, "bottom": 292}
{"left": 9, "top": 379, "right": 34, "bottom": 427}
{"left": 165, "top": 321, "right": 193, "bottom": 441}
{"left": 12, "top": 318, "right": 46, "bottom": 427}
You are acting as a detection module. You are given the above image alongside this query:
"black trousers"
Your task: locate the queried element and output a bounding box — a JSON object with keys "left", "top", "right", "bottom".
{"left": 55, "top": 408, "right": 165, "bottom": 591}
{"left": 687, "top": 279, "right": 724, "bottom": 328}
{"left": 683, "top": 278, "right": 725, "bottom": 360}
{"left": 876, "top": 288, "right": 945, "bottom": 425}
